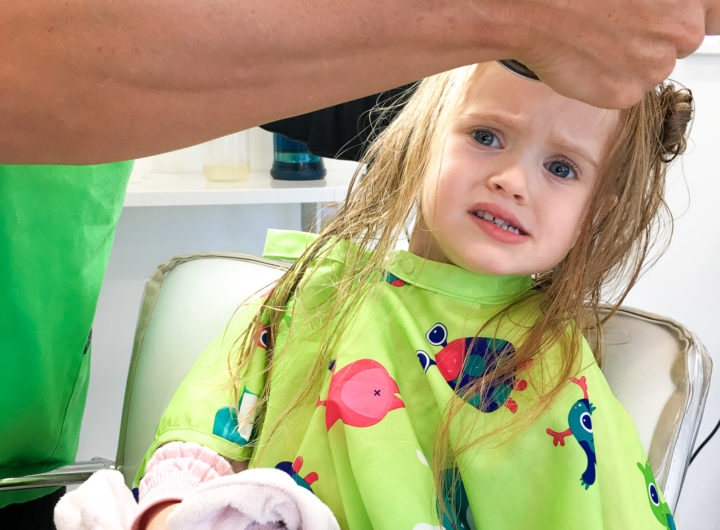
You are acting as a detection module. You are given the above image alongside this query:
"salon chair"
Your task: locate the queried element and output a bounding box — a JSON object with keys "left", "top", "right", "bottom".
{"left": 0, "top": 252, "right": 711, "bottom": 513}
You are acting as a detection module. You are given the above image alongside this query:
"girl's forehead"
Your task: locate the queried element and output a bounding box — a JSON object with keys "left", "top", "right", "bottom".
{"left": 461, "top": 62, "right": 617, "bottom": 120}
{"left": 454, "top": 62, "right": 620, "bottom": 157}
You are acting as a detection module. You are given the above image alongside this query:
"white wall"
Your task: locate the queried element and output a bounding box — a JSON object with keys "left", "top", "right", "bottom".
{"left": 78, "top": 50, "right": 720, "bottom": 527}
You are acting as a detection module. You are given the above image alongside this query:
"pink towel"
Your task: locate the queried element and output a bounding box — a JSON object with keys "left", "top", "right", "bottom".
{"left": 53, "top": 468, "right": 339, "bottom": 529}
{"left": 166, "top": 468, "right": 339, "bottom": 530}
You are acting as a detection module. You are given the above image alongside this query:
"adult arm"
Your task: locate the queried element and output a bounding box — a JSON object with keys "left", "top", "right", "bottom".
{"left": 1, "top": 0, "right": 714, "bottom": 164}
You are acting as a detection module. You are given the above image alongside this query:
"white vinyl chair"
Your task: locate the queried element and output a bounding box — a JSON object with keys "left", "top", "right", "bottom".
{"left": 0, "top": 253, "right": 711, "bottom": 514}
{"left": 597, "top": 307, "right": 712, "bottom": 509}
{"left": 115, "top": 253, "right": 288, "bottom": 485}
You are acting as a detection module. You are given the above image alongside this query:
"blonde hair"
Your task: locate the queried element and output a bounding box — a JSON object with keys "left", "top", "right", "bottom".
{"left": 230, "top": 63, "right": 693, "bottom": 523}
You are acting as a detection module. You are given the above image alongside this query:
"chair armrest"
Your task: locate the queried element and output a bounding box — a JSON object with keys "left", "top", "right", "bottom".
{"left": 0, "top": 458, "right": 115, "bottom": 491}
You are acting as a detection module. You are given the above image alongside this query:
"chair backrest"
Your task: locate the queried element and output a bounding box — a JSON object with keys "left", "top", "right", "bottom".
{"left": 115, "top": 253, "right": 288, "bottom": 486}
{"left": 598, "top": 306, "right": 711, "bottom": 511}
{"left": 116, "top": 253, "right": 711, "bottom": 513}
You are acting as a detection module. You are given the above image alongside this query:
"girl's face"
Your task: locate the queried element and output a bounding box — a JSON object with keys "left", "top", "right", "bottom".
{"left": 410, "top": 63, "right": 619, "bottom": 276}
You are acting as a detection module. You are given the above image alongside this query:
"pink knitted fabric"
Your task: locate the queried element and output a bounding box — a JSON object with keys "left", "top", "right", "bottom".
{"left": 131, "top": 441, "right": 233, "bottom": 530}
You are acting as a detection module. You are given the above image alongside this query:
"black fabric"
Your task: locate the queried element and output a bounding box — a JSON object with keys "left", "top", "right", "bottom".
{"left": 261, "top": 84, "right": 417, "bottom": 162}
{"left": 0, "top": 487, "right": 65, "bottom": 529}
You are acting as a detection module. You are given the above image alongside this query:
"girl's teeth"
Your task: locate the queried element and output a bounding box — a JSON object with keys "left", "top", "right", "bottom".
{"left": 475, "top": 210, "right": 521, "bottom": 234}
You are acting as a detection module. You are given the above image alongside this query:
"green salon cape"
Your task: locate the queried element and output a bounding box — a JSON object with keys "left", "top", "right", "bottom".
{"left": 139, "top": 230, "right": 675, "bottom": 530}
{"left": 0, "top": 162, "right": 132, "bottom": 508}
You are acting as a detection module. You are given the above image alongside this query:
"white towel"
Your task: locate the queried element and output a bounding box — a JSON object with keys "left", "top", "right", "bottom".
{"left": 166, "top": 468, "right": 340, "bottom": 530}
{"left": 54, "top": 469, "right": 140, "bottom": 530}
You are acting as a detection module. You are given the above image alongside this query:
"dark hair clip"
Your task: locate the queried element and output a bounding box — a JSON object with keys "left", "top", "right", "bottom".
{"left": 498, "top": 60, "right": 540, "bottom": 81}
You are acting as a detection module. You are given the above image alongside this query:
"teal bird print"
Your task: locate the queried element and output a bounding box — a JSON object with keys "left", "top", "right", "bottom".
{"left": 547, "top": 376, "right": 597, "bottom": 489}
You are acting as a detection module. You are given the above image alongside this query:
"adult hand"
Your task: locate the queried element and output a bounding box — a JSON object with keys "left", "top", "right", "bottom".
{"left": 708, "top": 2, "right": 720, "bottom": 33}
{"left": 500, "top": 0, "right": 710, "bottom": 108}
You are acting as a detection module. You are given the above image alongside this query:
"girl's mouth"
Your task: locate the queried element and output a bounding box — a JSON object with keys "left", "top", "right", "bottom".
{"left": 472, "top": 209, "right": 526, "bottom": 235}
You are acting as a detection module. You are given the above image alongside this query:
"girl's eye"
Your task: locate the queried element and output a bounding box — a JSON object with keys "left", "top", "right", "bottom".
{"left": 545, "top": 160, "right": 577, "bottom": 180}
{"left": 472, "top": 129, "right": 501, "bottom": 148}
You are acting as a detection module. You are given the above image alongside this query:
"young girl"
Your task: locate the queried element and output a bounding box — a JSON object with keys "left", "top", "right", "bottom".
{"left": 135, "top": 62, "right": 692, "bottom": 529}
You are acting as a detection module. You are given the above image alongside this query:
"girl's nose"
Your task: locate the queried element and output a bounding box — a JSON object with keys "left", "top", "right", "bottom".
{"left": 486, "top": 165, "right": 529, "bottom": 203}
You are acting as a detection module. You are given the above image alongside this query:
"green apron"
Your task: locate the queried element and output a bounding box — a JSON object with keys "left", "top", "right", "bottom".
{"left": 0, "top": 162, "right": 132, "bottom": 508}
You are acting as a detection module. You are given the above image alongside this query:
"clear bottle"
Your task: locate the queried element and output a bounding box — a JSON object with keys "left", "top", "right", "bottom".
{"left": 202, "top": 131, "right": 250, "bottom": 182}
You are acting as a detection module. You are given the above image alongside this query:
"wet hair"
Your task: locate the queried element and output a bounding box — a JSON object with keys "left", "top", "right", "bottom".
{"left": 228, "top": 63, "right": 693, "bottom": 522}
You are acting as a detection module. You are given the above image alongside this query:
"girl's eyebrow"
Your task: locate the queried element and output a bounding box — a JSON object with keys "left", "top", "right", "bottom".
{"left": 549, "top": 135, "right": 600, "bottom": 171}
{"left": 461, "top": 110, "right": 525, "bottom": 131}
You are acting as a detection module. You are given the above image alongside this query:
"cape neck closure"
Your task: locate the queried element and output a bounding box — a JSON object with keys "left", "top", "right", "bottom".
{"left": 387, "top": 249, "right": 534, "bottom": 304}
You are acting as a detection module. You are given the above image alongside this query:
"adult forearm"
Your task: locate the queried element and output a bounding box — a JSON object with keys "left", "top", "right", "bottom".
{"left": 1, "top": 0, "right": 506, "bottom": 164}
{"left": 1, "top": 0, "right": 715, "bottom": 164}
